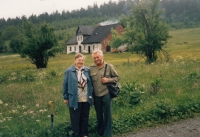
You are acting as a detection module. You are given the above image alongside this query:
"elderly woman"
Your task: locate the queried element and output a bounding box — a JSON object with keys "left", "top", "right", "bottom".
{"left": 63, "top": 53, "right": 93, "bottom": 137}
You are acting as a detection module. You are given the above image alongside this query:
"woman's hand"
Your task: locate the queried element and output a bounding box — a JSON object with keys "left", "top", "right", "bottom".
{"left": 64, "top": 100, "right": 68, "bottom": 105}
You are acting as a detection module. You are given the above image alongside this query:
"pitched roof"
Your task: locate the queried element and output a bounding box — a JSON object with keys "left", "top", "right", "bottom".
{"left": 76, "top": 25, "right": 96, "bottom": 36}
{"left": 66, "top": 36, "right": 77, "bottom": 45}
{"left": 82, "top": 23, "right": 119, "bottom": 44}
{"left": 66, "top": 23, "right": 120, "bottom": 45}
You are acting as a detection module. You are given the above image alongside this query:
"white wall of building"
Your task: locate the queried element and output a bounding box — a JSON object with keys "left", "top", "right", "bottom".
{"left": 66, "top": 43, "right": 102, "bottom": 54}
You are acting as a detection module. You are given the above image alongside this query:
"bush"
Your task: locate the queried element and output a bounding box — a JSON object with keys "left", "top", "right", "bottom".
{"left": 114, "top": 81, "right": 144, "bottom": 106}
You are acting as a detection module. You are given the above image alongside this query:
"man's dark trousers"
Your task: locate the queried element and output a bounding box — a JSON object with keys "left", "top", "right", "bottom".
{"left": 69, "top": 102, "right": 90, "bottom": 137}
{"left": 94, "top": 93, "right": 112, "bottom": 137}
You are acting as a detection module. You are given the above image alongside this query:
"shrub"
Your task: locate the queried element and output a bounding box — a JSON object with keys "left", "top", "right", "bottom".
{"left": 149, "top": 78, "right": 162, "bottom": 95}
{"left": 114, "top": 81, "right": 144, "bottom": 106}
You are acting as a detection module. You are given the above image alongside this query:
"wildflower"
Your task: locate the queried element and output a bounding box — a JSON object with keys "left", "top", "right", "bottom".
{"left": 178, "top": 56, "right": 183, "bottom": 59}
{"left": 47, "top": 115, "right": 51, "bottom": 118}
{"left": 7, "top": 117, "right": 12, "bottom": 121}
{"left": 0, "top": 100, "right": 3, "bottom": 104}
{"left": 0, "top": 120, "right": 3, "bottom": 123}
{"left": 4, "top": 103, "right": 8, "bottom": 106}
{"left": 36, "top": 120, "right": 40, "bottom": 122}
{"left": 39, "top": 109, "right": 44, "bottom": 112}
{"left": 22, "top": 105, "right": 26, "bottom": 109}
{"left": 23, "top": 112, "right": 27, "bottom": 115}
{"left": 36, "top": 104, "right": 39, "bottom": 107}
{"left": 28, "top": 110, "right": 34, "bottom": 114}
{"left": 43, "top": 109, "right": 47, "bottom": 112}
{"left": 12, "top": 110, "right": 18, "bottom": 113}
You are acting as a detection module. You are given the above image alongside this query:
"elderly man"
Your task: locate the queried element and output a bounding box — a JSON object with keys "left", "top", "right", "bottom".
{"left": 90, "top": 50, "right": 119, "bottom": 137}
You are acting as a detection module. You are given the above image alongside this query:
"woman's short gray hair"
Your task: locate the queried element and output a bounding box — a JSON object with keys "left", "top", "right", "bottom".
{"left": 92, "top": 50, "right": 103, "bottom": 56}
{"left": 74, "top": 53, "right": 85, "bottom": 60}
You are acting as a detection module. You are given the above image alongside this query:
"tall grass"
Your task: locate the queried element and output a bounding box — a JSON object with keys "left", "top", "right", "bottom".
{"left": 0, "top": 28, "right": 200, "bottom": 136}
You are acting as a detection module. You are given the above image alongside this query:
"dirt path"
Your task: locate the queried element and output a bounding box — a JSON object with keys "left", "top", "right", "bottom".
{"left": 118, "top": 117, "right": 200, "bottom": 137}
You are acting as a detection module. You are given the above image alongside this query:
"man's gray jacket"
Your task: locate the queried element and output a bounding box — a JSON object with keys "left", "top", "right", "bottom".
{"left": 90, "top": 62, "right": 119, "bottom": 97}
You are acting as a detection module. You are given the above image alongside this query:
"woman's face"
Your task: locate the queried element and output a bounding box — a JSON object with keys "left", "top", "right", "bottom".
{"left": 75, "top": 57, "right": 84, "bottom": 68}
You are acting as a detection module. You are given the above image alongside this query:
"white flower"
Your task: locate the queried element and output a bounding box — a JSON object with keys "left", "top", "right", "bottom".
{"left": 43, "top": 109, "right": 47, "bottom": 112}
{"left": 29, "top": 110, "right": 34, "bottom": 114}
{"left": 4, "top": 103, "right": 8, "bottom": 106}
{"left": 7, "top": 117, "right": 12, "bottom": 121}
{"left": 178, "top": 56, "right": 183, "bottom": 59}
{"left": 22, "top": 105, "right": 26, "bottom": 109}
{"left": 12, "top": 110, "right": 18, "bottom": 113}
{"left": 36, "top": 104, "right": 39, "bottom": 107}
{"left": 39, "top": 109, "right": 44, "bottom": 112}
{"left": 36, "top": 120, "right": 40, "bottom": 122}
{"left": 0, "top": 100, "right": 3, "bottom": 104}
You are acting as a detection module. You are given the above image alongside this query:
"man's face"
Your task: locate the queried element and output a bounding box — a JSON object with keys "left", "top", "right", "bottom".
{"left": 93, "top": 53, "right": 103, "bottom": 65}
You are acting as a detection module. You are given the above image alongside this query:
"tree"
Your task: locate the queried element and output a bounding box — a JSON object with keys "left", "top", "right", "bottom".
{"left": 0, "top": 31, "right": 5, "bottom": 53}
{"left": 20, "top": 22, "right": 59, "bottom": 69}
{"left": 117, "top": 0, "right": 170, "bottom": 63}
{"left": 10, "top": 38, "right": 24, "bottom": 53}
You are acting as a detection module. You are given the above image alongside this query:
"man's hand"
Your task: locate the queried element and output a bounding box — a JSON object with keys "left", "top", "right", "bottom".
{"left": 102, "top": 77, "right": 109, "bottom": 83}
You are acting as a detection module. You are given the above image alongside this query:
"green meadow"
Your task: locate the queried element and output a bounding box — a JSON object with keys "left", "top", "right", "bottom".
{"left": 0, "top": 27, "right": 200, "bottom": 137}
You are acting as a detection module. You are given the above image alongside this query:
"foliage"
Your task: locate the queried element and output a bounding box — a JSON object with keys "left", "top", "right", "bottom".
{"left": 0, "top": 28, "right": 200, "bottom": 136}
{"left": 149, "top": 77, "right": 162, "bottom": 95}
{"left": 110, "top": 28, "right": 125, "bottom": 48}
{"left": 9, "top": 38, "right": 24, "bottom": 53}
{"left": 0, "top": 0, "right": 200, "bottom": 55}
{"left": 0, "top": 31, "right": 5, "bottom": 53}
{"left": 162, "top": 0, "right": 200, "bottom": 28}
{"left": 113, "top": 81, "right": 144, "bottom": 106}
{"left": 1, "top": 0, "right": 199, "bottom": 31}
{"left": 20, "top": 22, "right": 60, "bottom": 69}
{"left": 126, "top": 0, "right": 170, "bottom": 63}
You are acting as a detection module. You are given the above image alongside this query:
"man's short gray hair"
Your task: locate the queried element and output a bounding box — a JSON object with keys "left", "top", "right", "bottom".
{"left": 92, "top": 50, "right": 103, "bottom": 56}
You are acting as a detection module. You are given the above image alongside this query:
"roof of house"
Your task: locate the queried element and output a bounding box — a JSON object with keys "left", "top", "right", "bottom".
{"left": 76, "top": 25, "right": 96, "bottom": 36}
{"left": 66, "top": 23, "right": 120, "bottom": 45}
{"left": 82, "top": 23, "right": 119, "bottom": 44}
{"left": 66, "top": 36, "right": 77, "bottom": 45}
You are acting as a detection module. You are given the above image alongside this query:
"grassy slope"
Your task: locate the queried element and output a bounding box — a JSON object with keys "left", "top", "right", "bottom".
{"left": 0, "top": 28, "right": 200, "bottom": 136}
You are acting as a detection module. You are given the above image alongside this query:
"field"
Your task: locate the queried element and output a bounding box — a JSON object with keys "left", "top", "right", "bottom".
{"left": 0, "top": 28, "right": 200, "bottom": 137}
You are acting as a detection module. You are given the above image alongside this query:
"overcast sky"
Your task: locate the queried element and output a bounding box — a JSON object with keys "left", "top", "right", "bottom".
{"left": 1, "top": 0, "right": 119, "bottom": 20}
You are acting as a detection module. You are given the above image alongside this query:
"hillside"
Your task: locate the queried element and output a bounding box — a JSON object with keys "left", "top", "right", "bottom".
{"left": 0, "top": 27, "right": 200, "bottom": 136}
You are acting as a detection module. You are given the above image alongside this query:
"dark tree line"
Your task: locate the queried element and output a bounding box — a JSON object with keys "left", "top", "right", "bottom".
{"left": 1, "top": 0, "right": 199, "bottom": 30}
{"left": 0, "top": 1, "right": 129, "bottom": 30}
{"left": 161, "top": 0, "right": 200, "bottom": 28}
